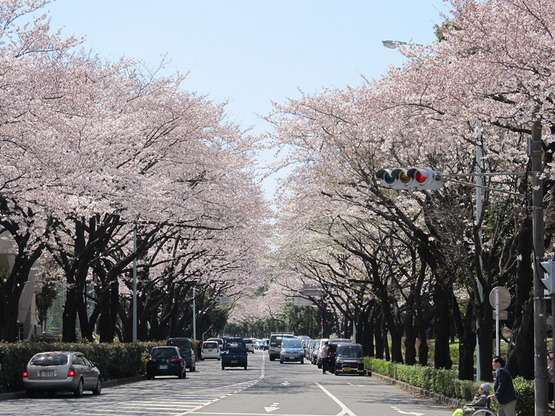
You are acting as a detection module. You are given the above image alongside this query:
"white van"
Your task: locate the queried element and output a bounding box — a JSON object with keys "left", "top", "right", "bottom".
{"left": 268, "top": 333, "right": 295, "bottom": 361}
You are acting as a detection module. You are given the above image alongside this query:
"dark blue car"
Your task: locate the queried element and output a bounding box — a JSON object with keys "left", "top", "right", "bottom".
{"left": 146, "top": 346, "right": 186, "bottom": 379}
{"left": 221, "top": 337, "right": 247, "bottom": 370}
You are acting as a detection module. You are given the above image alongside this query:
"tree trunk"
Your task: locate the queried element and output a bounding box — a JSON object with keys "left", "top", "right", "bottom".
{"left": 374, "top": 309, "right": 385, "bottom": 359}
{"left": 62, "top": 285, "right": 79, "bottom": 342}
{"left": 433, "top": 281, "right": 453, "bottom": 369}
{"left": 456, "top": 299, "right": 476, "bottom": 380}
{"left": 404, "top": 289, "right": 417, "bottom": 365}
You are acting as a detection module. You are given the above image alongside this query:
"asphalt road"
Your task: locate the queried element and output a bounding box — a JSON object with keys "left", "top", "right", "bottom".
{"left": 0, "top": 350, "right": 455, "bottom": 416}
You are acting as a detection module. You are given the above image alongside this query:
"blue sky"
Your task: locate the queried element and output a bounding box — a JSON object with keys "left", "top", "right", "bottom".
{"left": 44, "top": 0, "right": 450, "bottom": 196}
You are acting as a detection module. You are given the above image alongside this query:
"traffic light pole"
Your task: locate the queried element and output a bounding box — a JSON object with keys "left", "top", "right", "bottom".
{"left": 531, "top": 118, "right": 548, "bottom": 416}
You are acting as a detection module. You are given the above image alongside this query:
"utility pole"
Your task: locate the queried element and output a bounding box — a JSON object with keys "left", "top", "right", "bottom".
{"left": 193, "top": 287, "right": 197, "bottom": 341}
{"left": 475, "top": 119, "right": 484, "bottom": 382}
{"left": 132, "top": 220, "right": 137, "bottom": 343}
{"left": 531, "top": 118, "right": 548, "bottom": 416}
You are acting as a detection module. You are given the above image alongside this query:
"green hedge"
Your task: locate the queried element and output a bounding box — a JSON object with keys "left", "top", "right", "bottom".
{"left": 0, "top": 341, "right": 164, "bottom": 393}
{"left": 364, "top": 357, "right": 535, "bottom": 416}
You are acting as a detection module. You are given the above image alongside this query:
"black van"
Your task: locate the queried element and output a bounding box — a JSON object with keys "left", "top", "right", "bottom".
{"left": 333, "top": 343, "right": 366, "bottom": 376}
{"left": 167, "top": 337, "right": 197, "bottom": 372}
{"left": 221, "top": 337, "right": 248, "bottom": 370}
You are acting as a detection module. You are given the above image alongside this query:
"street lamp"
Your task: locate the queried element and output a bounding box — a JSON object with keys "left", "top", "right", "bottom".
{"left": 382, "top": 39, "right": 408, "bottom": 49}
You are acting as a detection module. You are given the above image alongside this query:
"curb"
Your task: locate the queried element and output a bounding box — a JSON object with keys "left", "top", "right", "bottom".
{"left": 370, "top": 372, "right": 463, "bottom": 409}
{"left": 0, "top": 375, "right": 145, "bottom": 401}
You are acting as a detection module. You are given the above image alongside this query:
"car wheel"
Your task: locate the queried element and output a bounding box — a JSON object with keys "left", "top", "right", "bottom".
{"left": 244, "top": 365, "right": 247, "bottom": 370}
{"left": 190, "top": 364, "right": 196, "bottom": 372}
{"left": 26, "top": 390, "right": 37, "bottom": 398}
{"left": 74, "top": 379, "right": 84, "bottom": 398}
{"left": 300, "top": 359, "right": 304, "bottom": 364}
{"left": 222, "top": 365, "right": 225, "bottom": 370}
{"left": 92, "top": 377, "right": 102, "bottom": 395}
{"left": 178, "top": 369, "right": 185, "bottom": 379}
{"left": 280, "top": 360, "right": 283, "bottom": 364}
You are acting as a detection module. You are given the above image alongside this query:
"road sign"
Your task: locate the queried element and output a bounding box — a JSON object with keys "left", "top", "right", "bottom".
{"left": 215, "top": 296, "right": 230, "bottom": 302}
{"left": 493, "top": 310, "right": 509, "bottom": 320}
{"left": 293, "top": 296, "right": 314, "bottom": 306}
{"left": 489, "top": 286, "right": 511, "bottom": 310}
{"left": 300, "top": 284, "right": 324, "bottom": 297}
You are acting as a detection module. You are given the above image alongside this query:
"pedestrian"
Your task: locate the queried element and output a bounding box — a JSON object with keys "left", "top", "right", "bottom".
{"left": 451, "top": 383, "right": 492, "bottom": 416}
{"left": 319, "top": 341, "right": 330, "bottom": 374}
{"left": 469, "top": 383, "right": 492, "bottom": 407}
{"left": 489, "top": 356, "right": 517, "bottom": 416}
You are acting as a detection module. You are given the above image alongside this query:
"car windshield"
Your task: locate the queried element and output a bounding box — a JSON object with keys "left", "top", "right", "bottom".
{"left": 282, "top": 339, "right": 302, "bottom": 348}
{"left": 152, "top": 348, "right": 179, "bottom": 358}
{"left": 337, "top": 345, "right": 362, "bottom": 358}
{"left": 203, "top": 342, "right": 218, "bottom": 349}
{"left": 30, "top": 353, "right": 68, "bottom": 366}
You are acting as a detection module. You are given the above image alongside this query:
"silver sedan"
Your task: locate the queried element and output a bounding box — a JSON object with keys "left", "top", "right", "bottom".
{"left": 23, "top": 351, "right": 102, "bottom": 397}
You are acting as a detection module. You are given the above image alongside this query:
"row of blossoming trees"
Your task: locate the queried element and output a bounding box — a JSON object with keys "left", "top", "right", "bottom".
{"left": 268, "top": 0, "right": 555, "bottom": 381}
{"left": 0, "top": 1, "right": 272, "bottom": 343}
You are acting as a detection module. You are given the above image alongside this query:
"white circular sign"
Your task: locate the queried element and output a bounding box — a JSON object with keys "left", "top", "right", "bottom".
{"left": 489, "top": 286, "right": 511, "bottom": 310}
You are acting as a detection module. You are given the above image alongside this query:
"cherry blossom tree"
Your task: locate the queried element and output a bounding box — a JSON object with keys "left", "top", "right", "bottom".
{"left": 0, "top": 0, "right": 271, "bottom": 342}
{"left": 268, "top": 0, "right": 555, "bottom": 379}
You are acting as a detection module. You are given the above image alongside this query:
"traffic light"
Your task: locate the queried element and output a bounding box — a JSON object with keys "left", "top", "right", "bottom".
{"left": 540, "top": 260, "right": 555, "bottom": 295}
{"left": 375, "top": 167, "right": 444, "bottom": 190}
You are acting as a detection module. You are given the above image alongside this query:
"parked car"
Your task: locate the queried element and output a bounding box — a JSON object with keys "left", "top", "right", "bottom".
{"left": 23, "top": 351, "right": 102, "bottom": 397}
{"left": 167, "top": 337, "right": 197, "bottom": 372}
{"left": 317, "top": 338, "right": 352, "bottom": 368}
{"left": 146, "top": 346, "right": 186, "bottom": 379}
{"left": 333, "top": 343, "right": 366, "bottom": 376}
{"left": 221, "top": 337, "right": 248, "bottom": 370}
{"left": 306, "top": 339, "right": 318, "bottom": 359}
{"left": 206, "top": 337, "right": 224, "bottom": 348}
{"left": 243, "top": 338, "right": 255, "bottom": 353}
{"left": 279, "top": 337, "right": 304, "bottom": 364}
{"left": 201, "top": 341, "right": 221, "bottom": 360}
{"left": 311, "top": 339, "right": 326, "bottom": 364}
{"left": 268, "top": 333, "right": 296, "bottom": 361}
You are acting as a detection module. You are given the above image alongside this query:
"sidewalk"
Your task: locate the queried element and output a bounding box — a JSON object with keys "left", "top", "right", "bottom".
{"left": 370, "top": 372, "right": 463, "bottom": 409}
{"left": 371, "top": 373, "right": 555, "bottom": 415}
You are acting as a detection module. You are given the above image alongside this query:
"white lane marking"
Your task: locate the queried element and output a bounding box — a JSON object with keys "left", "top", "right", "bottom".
{"left": 264, "top": 402, "right": 280, "bottom": 412}
{"left": 193, "top": 413, "right": 332, "bottom": 416}
{"left": 175, "top": 353, "right": 266, "bottom": 416}
{"left": 391, "top": 406, "right": 425, "bottom": 416}
{"left": 314, "top": 382, "right": 357, "bottom": 416}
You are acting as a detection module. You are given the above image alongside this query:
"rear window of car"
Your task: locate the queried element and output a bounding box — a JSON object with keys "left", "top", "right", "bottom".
{"left": 167, "top": 338, "right": 192, "bottom": 349}
{"left": 282, "top": 338, "right": 302, "bottom": 348}
{"left": 30, "top": 353, "right": 68, "bottom": 366}
{"left": 152, "top": 348, "right": 179, "bottom": 358}
{"left": 337, "top": 345, "right": 362, "bottom": 358}
{"left": 224, "top": 340, "right": 246, "bottom": 350}
{"left": 203, "top": 342, "right": 218, "bottom": 349}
